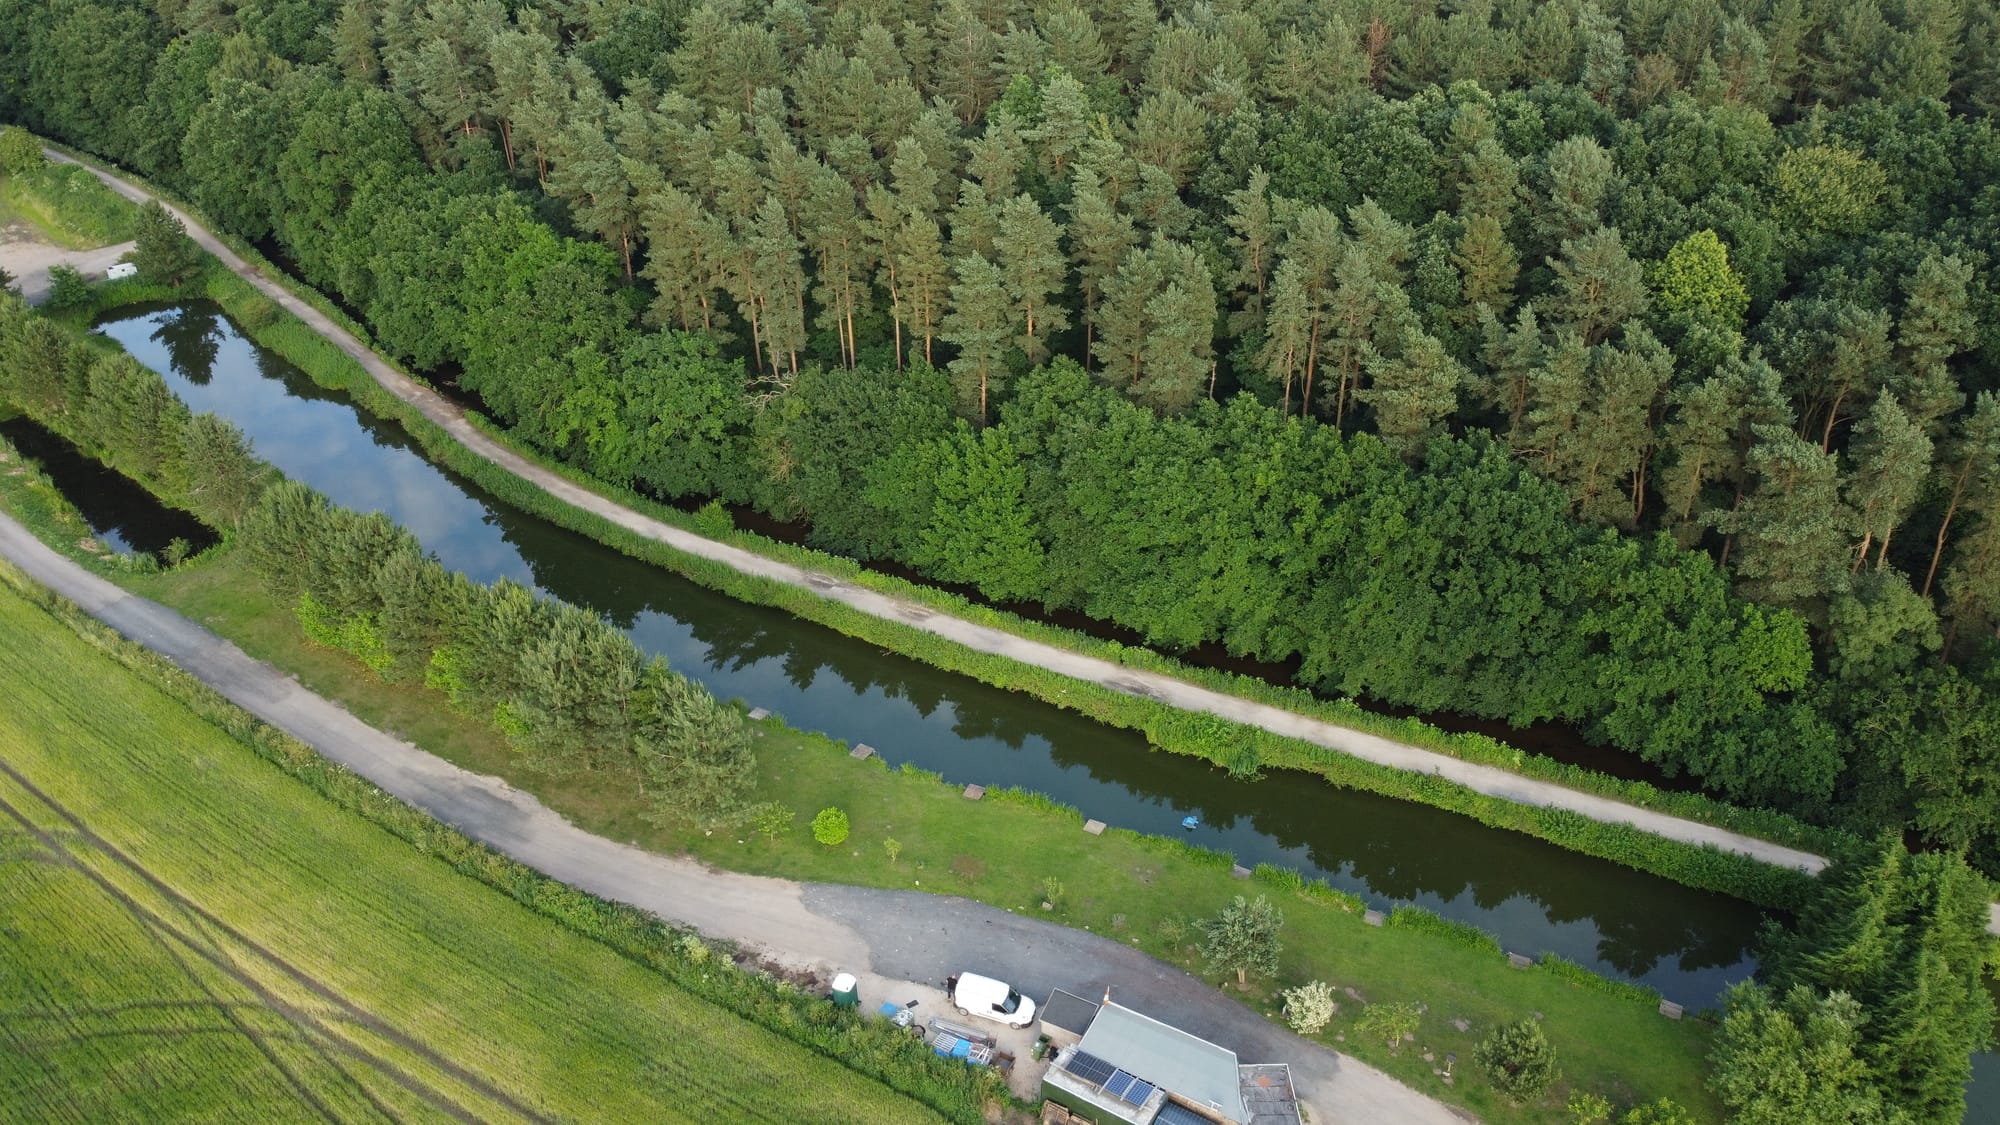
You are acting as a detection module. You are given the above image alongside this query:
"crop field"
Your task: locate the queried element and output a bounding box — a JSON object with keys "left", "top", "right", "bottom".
{"left": 0, "top": 578, "right": 943, "bottom": 1125}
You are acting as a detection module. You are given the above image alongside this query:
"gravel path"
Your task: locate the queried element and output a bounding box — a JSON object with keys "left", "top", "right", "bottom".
{"left": 0, "top": 509, "right": 1462, "bottom": 1121}
{"left": 0, "top": 217, "right": 132, "bottom": 304}
{"left": 44, "top": 149, "right": 1833, "bottom": 885}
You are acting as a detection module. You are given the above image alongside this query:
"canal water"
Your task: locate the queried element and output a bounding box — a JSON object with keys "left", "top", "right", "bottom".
{"left": 0, "top": 414, "right": 216, "bottom": 558}
{"left": 93, "top": 300, "right": 1763, "bottom": 1005}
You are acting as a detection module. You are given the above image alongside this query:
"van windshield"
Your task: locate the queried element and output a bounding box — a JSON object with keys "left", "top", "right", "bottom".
{"left": 1000, "top": 989, "right": 1021, "bottom": 1014}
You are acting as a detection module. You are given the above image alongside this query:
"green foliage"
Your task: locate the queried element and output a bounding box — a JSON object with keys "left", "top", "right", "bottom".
{"left": 129, "top": 199, "right": 202, "bottom": 285}
{"left": 1387, "top": 906, "right": 1504, "bottom": 955}
{"left": 1198, "top": 894, "right": 1283, "bottom": 986}
{"left": 812, "top": 806, "right": 850, "bottom": 846}
{"left": 1754, "top": 836, "right": 1996, "bottom": 1124}
{"left": 43, "top": 264, "right": 89, "bottom": 310}
{"left": 745, "top": 801, "right": 796, "bottom": 841}
{"left": 1708, "top": 984, "right": 1900, "bottom": 1125}
{"left": 295, "top": 591, "right": 393, "bottom": 675}
{"left": 1619, "top": 1098, "right": 1695, "bottom": 1125}
{"left": 883, "top": 836, "right": 902, "bottom": 864}
{"left": 1355, "top": 1000, "right": 1423, "bottom": 1052}
{"left": 1281, "top": 980, "right": 1338, "bottom": 1035}
{"left": 1567, "top": 1091, "right": 1612, "bottom": 1124}
{"left": 0, "top": 161, "right": 135, "bottom": 248}
{"left": 1476, "top": 1017, "right": 1561, "bottom": 1101}
{"left": 0, "top": 124, "right": 43, "bottom": 173}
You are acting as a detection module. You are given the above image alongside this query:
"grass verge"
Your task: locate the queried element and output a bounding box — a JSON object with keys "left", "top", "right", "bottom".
{"left": 106, "top": 543, "right": 1727, "bottom": 1124}
{"left": 0, "top": 557, "right": 1004, "bottom": 1123}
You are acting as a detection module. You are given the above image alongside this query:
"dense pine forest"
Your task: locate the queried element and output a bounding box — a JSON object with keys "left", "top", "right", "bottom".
{"left": 4, "top": 0, "right": 2000, "bottom": 876}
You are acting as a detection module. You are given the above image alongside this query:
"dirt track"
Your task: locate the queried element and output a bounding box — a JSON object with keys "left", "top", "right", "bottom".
{"left": 0, "top": 217, "right": 132, "bottom": 304}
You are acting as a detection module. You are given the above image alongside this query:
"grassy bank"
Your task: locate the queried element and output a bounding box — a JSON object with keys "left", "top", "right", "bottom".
{"left": 0, "top": 159, "right": 135, "bottom": 248}
{"left": 0, "top": 569, "right": 972, "bottom": 1124}
{"left": 101, "top": 543, "right": 1726, "bottom": 1123}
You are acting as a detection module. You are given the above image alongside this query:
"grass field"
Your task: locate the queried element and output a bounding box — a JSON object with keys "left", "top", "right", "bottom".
{"left": 0, "top": 576, "right": 948, "bottom": 1125}
{"left": 114, "top": 548, "right": 1727, "bottom": 1123}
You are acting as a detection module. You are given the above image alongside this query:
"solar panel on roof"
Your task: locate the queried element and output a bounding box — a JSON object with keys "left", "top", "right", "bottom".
{"left": 1122, "top": 1079, "right": 1156, "bottom": 1106}
{"left": 1063, "top": 1050, "right": 1118, "bottom": 1086}
{"left": 1153, "top": 1103, "right": 1214, "bottom": 1125}
{"left": 1103, "top": 1072, "right": 1134, "bottom": 1100}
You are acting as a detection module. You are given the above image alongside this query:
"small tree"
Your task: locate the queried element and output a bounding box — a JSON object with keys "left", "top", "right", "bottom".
{"left": 1281, "top": 980, "right": 1338, "bottom": 1035}
{"left": 1476, "top": 1017, "right": 1560, "bottom": 1101}
{"left": 44, "top": 264, "right": 90, "bottom": 310}
{"left": 1355, "top": 1000, "right": 1422, "bottom": 1051}
{"left": 1199, "top": 895, "right": 1284, "bottom": 987}
{"left": 883, "top": 836, "right": 903, "bottom": 863}
{"left": 745, "top": 802, "right": 793, "bottom": 841}
{"left": 1567, "top": 1091, "right": 1612, "bottom": 1124}
{"left": 811, "top": 807, "right": 850, "bottom": 846}
{"left": 0, "top": 264, "right": 14, "bottom": 293}
{"left": 0, "top": 125, "right": 42, "bottom": 174}
{"left": 129, "top": 200, "right": 203, "bottom": 286}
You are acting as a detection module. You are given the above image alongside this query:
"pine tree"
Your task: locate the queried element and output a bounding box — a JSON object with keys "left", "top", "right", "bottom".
{"left": 942, "top": 253, "right": 1012, "bottom": 423}
{"left": 1844, "top": 391, "right": 1933, "bottom": 571}
{"left": 991, "top": 194, "right": 1069, "bottom": 365}
{"left": 1715, "top": 425, "right": 1855, "bottom": 606}
{"left": 1453, "top": 212, "right": 1519, "bottom": 322}
{"left": 1259, "top": 258, "right": 1317, "bottom": 415}
{"left": 636, "top": 178, "right": 733, "bottom": 339}
{"left": 1134, "top": 241, "right": 1215, "bottom": 412}
{"left": 1923, "top": 392, "right": 2000, "bottom": 597}
{"left": 1029, "top": 67, "right": 1091, "bottom": 182}
{"left": 1093, "top": 243, "right": 1164, "bottom": 389}
{"left": 749, "top": 195, "right": 806, "bottom": 376}
{"left": 1068, "top": 168, "right": 1137, "bottom": 365}
{"left": 1548, "top": 226, "right": 1647, "bottom": 345}
{"left": 129, "top": 200, "right": 203, "bottom": 286}
{"left": 1658, "top": 376, "right": 1741, "bottom": 543}
{"left": 1358, "top": 327, "right": 1465, "bottom": 461}
{"left": 1223, "top": 168, "right": 1278, "bottom": 339}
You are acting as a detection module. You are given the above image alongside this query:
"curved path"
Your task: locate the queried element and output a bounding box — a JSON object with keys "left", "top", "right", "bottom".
{"left": 49, "top": 150, "right": 1826, "bottom": 880}
{"left": 0, "top": 509, "right": 1462, "bottom": 1123}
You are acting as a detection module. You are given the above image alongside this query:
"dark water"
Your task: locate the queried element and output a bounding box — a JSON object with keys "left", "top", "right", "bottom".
{"left": 94, "top": 301, "right": 1763, "bottom": 1005}
{"left": 0, "top": 414, "right": 217, "bottom": 558}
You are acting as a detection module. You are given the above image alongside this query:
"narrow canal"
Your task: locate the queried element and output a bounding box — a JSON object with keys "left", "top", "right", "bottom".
{"left": 92, "top": 299, "right": 1762, "bottom": 1005}
{"left": 0, "top": 414, "right": 216, "bottom": 558}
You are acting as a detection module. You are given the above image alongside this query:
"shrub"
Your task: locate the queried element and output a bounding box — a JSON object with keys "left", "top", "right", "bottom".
{"left": 0, "top": 124, "right": 43, "bottom": 173}
{"left": 811, "top": 806, "right": 849, "bottom": 846}
{"left": 44, "top": 264, "right": 89, "bottom": 310}
{"left": 1281, "top": 980, "right": 1338, "bottom": 1035}
{"left": 1041, "top": 875, "right": 1064, "bottom": 908}
{"left": 746, "top": 801, "right": 795, "bottom": 841}
{"left": 883, "top": 836, "right": 902, "bottom": 863}
{"left": 1567, "top": 1091, "right": 1612, "bottom": 1124}
{"left": 1355, "top": 1000, "right": 1423, "bottom": 1051}
{"left": 1476, "top": 1017, "right": 1560, "bottom": 1101}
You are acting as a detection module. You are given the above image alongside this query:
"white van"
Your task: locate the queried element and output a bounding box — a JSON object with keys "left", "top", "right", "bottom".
{"left": 105, "top": 262, "right": 137, "bottom": 280}
{"left": 949, "top": 971, "right": 1037, "bottom": 1028}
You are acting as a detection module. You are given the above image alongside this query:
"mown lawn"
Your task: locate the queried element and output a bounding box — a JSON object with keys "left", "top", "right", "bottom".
{"left": 0, "top": 576, "right": 946, "bottom": 1125}
{"left": 123, "top": 548, "right": 1728, "bottom": 1123}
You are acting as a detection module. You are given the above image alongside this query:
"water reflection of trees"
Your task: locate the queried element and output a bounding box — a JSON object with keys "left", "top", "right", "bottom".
{"left": 150, "top": 303, "right": 222, "bottom": 385}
